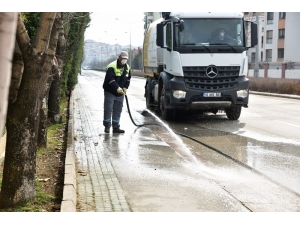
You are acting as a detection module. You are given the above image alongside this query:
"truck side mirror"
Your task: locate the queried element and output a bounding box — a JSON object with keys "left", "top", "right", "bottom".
{"left": 176, "top": 20, "right": 184, "bottom": 32}
{"left": 245, "top": 20, "right": 258, "bottom": 48}
{"left": 156, "top": 23, "right": 164, "bottom": 48}
{"left": 251, "top": 22, "right": 258, "bottom": 47}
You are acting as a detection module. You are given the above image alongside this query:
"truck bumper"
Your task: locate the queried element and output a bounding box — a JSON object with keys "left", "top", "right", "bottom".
{"left": 166, "top": 76, "right": 249, "bottom": 110}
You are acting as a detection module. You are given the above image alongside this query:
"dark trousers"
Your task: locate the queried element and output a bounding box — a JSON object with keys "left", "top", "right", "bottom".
{"left": 103, "top": 91, "right": 124, "bottom": 129}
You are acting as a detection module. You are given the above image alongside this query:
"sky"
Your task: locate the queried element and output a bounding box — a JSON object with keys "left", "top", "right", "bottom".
{"left": 4, "top": 1, "right": 294, "bottom": 49}
{"left": 84, "top": 12, "right": 146, "bottom": 47}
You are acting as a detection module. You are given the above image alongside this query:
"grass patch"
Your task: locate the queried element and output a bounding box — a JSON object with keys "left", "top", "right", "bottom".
{"left": 47, "top": 96, "right": 68, "bottom": 150}
{"left": 37, "top": 147, "right": 55, "bottom": 156}
{"left": 47, "top": 124, "right": 63, "bottom": 149}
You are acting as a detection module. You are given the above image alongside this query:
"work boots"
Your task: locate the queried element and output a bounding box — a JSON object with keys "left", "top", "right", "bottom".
{"left": 104, "top": 127, "right": 125, "bottom": 133}
{"left": 113, "top": 128, "right": 125, "bottom": 133}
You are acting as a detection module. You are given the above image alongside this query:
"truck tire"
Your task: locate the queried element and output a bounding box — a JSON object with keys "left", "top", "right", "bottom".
{"left": 160, "top": 88, "right": 174, "bottom": 120}
{"left": 145, "top": 81, "right": 154, "bottom": 109}
{"left": 225, "top": 106, "right": 242, "bottom": 120}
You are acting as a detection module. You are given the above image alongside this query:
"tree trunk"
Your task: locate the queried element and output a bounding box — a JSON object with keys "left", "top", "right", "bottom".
{"left": 37, "top": 96, "right": 49, "bottom": 149}
{"left": 0, "top": 12, "right": 18, "bottom": 135}
{"left": 48, "top": 15, "right": 66, "bottom": 124}
{"left": 37, "top": 14, "right": 62, "bottom": 148}
{"left": 9, "top": 43, "right": 24, "bottom": 104}
{"left": 0, "top": 13, "right": 58, "bottom": 208}
{"left": 48, "top": 71, "right": 62, "bottom": 123}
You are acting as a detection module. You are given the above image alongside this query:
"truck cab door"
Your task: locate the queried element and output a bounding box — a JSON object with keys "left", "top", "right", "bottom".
{"left": 163, "top": 22, "right": 173, "bottom": 74}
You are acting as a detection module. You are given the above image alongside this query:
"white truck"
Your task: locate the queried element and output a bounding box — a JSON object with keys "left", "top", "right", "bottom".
{"left": 143, "top": 12, "right": 257, "bottom": 120}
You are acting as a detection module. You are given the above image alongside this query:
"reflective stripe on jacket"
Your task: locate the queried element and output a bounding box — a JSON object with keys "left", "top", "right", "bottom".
{"left": 102, "top": 60, "right": 131, "bottom": 97}
{"left": 106, "top": 60, "right": 130, "bottom": 77}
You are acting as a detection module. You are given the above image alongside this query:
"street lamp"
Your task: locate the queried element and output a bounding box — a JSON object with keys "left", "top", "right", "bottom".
{"left": 115, "top": 18, "right": 143, "bottom": 68}
{"left": 115, "top": 18, "right": 132, "bottom": 68}
{"left": 115, "top": 39, "right": 118, "bottom": 58}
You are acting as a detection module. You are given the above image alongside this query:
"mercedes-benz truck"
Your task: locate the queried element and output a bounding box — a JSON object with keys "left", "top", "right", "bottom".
{"left": 143, "top": 12, "right": 257, "bottom": 120}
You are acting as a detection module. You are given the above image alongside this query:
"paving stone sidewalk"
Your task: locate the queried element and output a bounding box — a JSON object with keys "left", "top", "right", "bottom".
{"left": 73, "top": 85, "right": 131, "bottom": 212}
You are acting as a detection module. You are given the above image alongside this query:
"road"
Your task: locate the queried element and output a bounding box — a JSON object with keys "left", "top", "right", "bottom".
{"left": 79, "top": 69, "right": 300, "bottom": 212}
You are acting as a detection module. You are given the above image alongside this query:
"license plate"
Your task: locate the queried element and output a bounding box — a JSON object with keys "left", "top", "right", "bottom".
{"left": 203, "top": 92, "right": 221, "bottom": 97}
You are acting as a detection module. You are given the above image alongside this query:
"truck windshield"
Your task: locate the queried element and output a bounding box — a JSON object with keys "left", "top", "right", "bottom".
{"left": 175, "top": 18, "right": 244, "bottom": 47}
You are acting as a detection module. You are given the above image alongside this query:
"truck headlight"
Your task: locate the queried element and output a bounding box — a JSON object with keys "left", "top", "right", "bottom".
{"left": 237, "top": 89, "right": 248, "bottom": 98}
{"left": 173, "top": 90, "right": 186, "bottom": 99}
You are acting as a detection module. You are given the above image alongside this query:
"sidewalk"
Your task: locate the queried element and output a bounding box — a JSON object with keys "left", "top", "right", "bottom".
{"left": 61, "top": 83, "right": 132, "bottom": 212}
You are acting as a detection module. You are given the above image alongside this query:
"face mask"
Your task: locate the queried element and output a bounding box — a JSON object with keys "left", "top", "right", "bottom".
{"left": 220, "top": 32, "right": 225, "bottom": 38}
{"left": 121, "top": 59, "right": 127, "bottom": 65}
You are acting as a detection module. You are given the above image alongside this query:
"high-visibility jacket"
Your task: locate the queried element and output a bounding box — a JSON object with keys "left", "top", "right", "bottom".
{"left": 102, "top": 60, "right": 131, "bottom": 96}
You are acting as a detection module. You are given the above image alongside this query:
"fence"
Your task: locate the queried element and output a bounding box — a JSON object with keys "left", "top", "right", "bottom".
{"left": 248, "top": 62, "right": 300, "bottom": 79}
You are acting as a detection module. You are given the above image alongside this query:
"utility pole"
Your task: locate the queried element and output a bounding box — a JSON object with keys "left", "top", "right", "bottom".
{"left": 254, "top": 12, "right": 260, "bottom": 78}
{"left": 129, "top": 23, "right": 132, "bottom": 68}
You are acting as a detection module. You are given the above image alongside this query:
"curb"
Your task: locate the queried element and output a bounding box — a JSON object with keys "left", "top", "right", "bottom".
{"left": 60, "top": 91, "right": 77, "bottom": 212}
{"left": 250, "top": 91, "right": 300, "bottom": 100}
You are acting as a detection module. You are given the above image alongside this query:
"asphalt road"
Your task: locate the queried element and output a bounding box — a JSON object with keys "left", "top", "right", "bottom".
{"left": 79, "top": 69, "right": 300, "bottom": 212}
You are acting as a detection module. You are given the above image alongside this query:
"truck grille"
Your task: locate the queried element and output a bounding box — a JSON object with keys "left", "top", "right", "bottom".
{"left": 183, "top": 66, "right": 240, "bottom": 91}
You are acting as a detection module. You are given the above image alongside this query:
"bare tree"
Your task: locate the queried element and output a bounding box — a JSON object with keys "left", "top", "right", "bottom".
{"left": 0, "top": 12, "right": 18, "bottom": 135}
{"left": 0, "top": 13, "right": 60, "bottom": 208}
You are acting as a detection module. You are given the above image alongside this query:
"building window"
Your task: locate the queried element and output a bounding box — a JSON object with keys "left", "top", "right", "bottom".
{"left": 262, "top": 27, "right": 264, "bottom": 32}
{"left": 244, "top": 12, "right": 249, "bottom": 15}
{"left": 252, "top": 12, "right": 256, "bottom": 16}
{"left": 279, "top": 29, "right": 285, "bottom": 39}
{"left": 261, "top": 36, "right": 264, "bottom": 48}
{"left": 279, "top": 12, "right": 286, "bottom": 19}
{"left": 266, "top": 49, "right": 272, "bottom": 62}
{"left": 278, "top": 48, "right": 284, "bottom": 58}
{"left": 267, "top": 12, "right": 274, "bottom": 24}
{"left": 266, "top": 30, "right": 273, "bottom": 43}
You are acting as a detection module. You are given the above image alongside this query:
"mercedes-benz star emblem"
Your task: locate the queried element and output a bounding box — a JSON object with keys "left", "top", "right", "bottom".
{"left": 206, "top": 65, "right": 218, "bottom": 78}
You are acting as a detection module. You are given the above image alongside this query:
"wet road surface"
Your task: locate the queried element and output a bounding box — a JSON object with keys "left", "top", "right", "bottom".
{"left": 75, "top": 70, "right": 300, "bottom": 212}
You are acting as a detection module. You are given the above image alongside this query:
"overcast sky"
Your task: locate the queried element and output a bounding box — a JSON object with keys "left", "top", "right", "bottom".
{"left": 84, "top": 12, "right": 146, "bottom": 47}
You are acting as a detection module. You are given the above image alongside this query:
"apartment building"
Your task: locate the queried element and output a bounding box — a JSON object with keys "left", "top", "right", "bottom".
{"left": 245, "top": 12, "right": 300, "bottom": 63}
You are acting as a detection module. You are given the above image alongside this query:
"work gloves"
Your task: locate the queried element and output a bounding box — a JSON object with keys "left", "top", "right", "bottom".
{"left": 117, "top": 87, "right": 125, "bottom": 95}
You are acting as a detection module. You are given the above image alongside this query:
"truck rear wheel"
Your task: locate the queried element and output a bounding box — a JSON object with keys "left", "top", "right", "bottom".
{"left": 145, "top": 81, "right": 154, "bottom": 109}
{"left": 160, "top": 88, "right": 174, "bottom": 120}
{"left": 225, "top": 106, "right": 242, "bottom": 120}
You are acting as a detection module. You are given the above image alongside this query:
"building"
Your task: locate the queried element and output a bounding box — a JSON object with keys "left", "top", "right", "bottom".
{"left": 245, "top": 12, "right": 300, "bottom": 63}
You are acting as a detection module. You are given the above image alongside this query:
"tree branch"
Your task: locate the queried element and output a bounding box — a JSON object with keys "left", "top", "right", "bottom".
{"left": 15, "top": 12, "right": 30, "bottom": 56}
{"left": 33, "top": 12, "right": 57, "bottom": 54}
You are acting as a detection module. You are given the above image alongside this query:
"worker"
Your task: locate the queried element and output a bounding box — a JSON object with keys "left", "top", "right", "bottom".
{"left": 102, "top": 51, "right": 131, "bottom": 133}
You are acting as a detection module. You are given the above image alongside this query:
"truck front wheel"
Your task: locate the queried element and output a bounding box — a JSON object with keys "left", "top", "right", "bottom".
{"left": 160, "top": 88, "right": 174, "bottom": 120}
{"left": 145, "top": 81, "right": 154, "bottom": 109}
{"left": 225, "top": 106, "right": 242, "bottom": 120}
